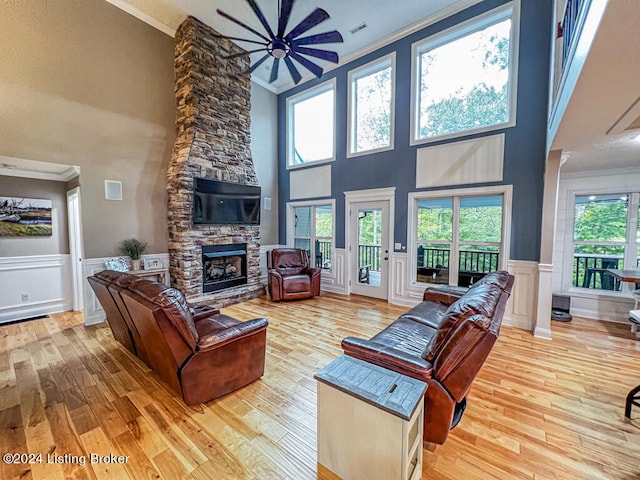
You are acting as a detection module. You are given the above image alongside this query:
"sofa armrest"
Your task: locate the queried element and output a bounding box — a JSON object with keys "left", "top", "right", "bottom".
{"left": 267, "top": 269, "right": 283, "bottom": 301}
{"left": 423, "top": 286, "right": 467, "bottom": 304}
{"left": 190, "top": 305, "right": 220, "bottom": 321}
{"left": 197, "top": 317, "right": 268, "bottom": 352}
{"left": 341, "top": 337, "right": 434, "bottom": 380}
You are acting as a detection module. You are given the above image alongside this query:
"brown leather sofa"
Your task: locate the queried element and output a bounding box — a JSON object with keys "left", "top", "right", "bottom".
{"left": 266, "top": 248, "right": 321, "bottom": 301}
{"left": 341, "top": 271, "right": 514, "bottom": 444}
{"left": 88, "top": 270, "right": 268, "bottom": 405}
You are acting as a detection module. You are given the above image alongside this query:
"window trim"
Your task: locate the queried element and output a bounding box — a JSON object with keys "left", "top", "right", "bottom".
{"left": 286, "top": 78, "right": 337, "bottom": 170}
{"left": 408, "top": 185, "right": 512, "bottom": 288}
{"left": 564, "top": 189, "right": 640, "bottom": 297}
{"left": 286, "top": 199, "right": 336, "bottom": 279}
{"left": 347, "top": 52, "right": 396, "bottom": 158}
{"left": 409, "top": 1, "right": 520, "bottom": 146}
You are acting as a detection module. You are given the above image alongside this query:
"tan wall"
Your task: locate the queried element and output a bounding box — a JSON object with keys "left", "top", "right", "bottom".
{"left": 0, "top": 0, "right": 175, "bottom": 258}
{"left": 250, "top": 83, "right": 279, "bottom": 245}
{"left": 0, "top": 176, "right": 69, "bottom": 256}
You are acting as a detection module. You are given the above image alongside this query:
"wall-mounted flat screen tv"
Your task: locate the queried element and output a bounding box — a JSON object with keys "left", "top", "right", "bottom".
{"left": 193, "top": 178, "right": 261, "bottom": 225}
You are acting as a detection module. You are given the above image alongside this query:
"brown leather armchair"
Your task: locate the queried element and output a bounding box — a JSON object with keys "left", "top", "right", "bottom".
{"left": 267, "top": 248, "right": 321, "bottom": 301}
{"left": 88, "top": 272, "right": 268, "bottom": 405}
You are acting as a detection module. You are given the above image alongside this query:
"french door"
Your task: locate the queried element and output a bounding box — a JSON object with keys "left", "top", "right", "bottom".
{"left": 349, "top": 201, "right": 390, "bottom": 299}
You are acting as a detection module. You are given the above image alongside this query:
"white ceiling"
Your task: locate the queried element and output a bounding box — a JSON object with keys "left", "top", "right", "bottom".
{"left": 550, "top": 1, "right": 640, "bottom": 173}
{"left": 106, "top": 0, "right": 481, "bottom": 92}
{"left": 0, "top": 156, "right": 79, "bottom": 182}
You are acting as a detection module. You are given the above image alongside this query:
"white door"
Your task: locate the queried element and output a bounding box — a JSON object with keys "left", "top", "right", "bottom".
{"left": 67, "top": 187, "right": 84, "bottom": 311}
{"left": 349, "top": 201, "right": 390, "bottom": 299}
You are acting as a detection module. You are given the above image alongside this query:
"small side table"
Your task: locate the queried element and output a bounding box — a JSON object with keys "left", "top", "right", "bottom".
{"left": 315, "top": 355, "right": 427, "bottom": 480}
{"left": 128, "top": 268, "right": 170, "bottom": 285}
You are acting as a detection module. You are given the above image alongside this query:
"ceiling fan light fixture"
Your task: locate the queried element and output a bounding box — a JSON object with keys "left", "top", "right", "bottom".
{"left": 215, "top": 0, "right": 343, "bottom": 85}
{"left": 269, "top": 39, "right": 289, "bottom": 59}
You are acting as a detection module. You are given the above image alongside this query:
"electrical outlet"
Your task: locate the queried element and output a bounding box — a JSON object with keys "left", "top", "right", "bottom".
{"left": 21, "top": 293, "right": 30, "bottom": 301}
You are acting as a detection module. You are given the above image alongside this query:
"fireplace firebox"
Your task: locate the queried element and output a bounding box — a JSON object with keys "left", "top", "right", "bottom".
{"left": 202, "top": 244, "right": 247, "bottom": 293}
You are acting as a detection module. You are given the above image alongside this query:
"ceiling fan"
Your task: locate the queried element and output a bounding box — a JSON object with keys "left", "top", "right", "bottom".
{"left": 214, "top": 0, "right": 344, "bottom": 84}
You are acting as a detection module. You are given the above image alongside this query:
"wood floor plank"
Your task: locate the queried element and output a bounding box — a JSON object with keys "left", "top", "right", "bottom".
{"left": 0, "top": 293, "right": 639, "bottom": 479}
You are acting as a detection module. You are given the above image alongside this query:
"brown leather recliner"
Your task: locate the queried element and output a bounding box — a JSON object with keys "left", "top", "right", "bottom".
{"left": 342, "top": 271, "right": 514, "bottom": 444}
{"left": 88, "top": 272, "right": 268, "bottom": 405}
{"left": 87, "top": 270, "right": 136, "bottom": 354}
{"left": 267, "top": 248, "right": 321, "bottom": 301}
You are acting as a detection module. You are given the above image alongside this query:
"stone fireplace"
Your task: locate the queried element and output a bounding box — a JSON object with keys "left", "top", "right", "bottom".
{"left": 166, "top": 16, "right": 264, "bottom": 306}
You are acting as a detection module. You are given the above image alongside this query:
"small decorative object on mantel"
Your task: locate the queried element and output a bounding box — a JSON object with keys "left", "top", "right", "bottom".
{"left": 118, "top": 238, "right": 148, "bottom": 271}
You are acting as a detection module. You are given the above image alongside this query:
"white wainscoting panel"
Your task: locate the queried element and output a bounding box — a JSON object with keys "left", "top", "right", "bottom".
{"left": 416, "top": 133, "right": 504, "bottom": 188}
{"left": 534, "top": 264, "right": 553, "bottom": 339}
{"left": 322, "top": 248, "right": 347, "bottom": 295}
{"left": 289, "top": 165, "right": 332, "bottom": 200}
{"left": 503, "top": 260, "right": 538, "bottom": 331}
{"left": 389, "top": 255, "right": 539, "bottom": 331}
{"left": 0, "top": 255, "right": 73, "bottom": 324}
{"left": 82, "top": 253, "right": 170, "bottom": 325}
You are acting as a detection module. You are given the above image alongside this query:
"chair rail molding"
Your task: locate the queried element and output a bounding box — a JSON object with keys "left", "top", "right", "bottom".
{"left": 82, "top": 253, "right": 170, "bottom": 325}
{"left": 0, "top": 254, "right": 73, "bottom": 324}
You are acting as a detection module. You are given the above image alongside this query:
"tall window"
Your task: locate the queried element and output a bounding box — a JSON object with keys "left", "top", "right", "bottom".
{"left": 291, "top": 203, "right": 334, "bottom": 271}
{"left": 413, "top": 191, "right": 508, "bottom": 287}
{"left": 412, "top": 4, "right": 517, "bottom": 143}
{"left": 572, "top": 193, "right": 639, "bottom": 291}
{"left": 286, "top": 80, "right": 336, "bottom": 167}
{"left": 348, "top": 53, "right": 395, "bottom": 156}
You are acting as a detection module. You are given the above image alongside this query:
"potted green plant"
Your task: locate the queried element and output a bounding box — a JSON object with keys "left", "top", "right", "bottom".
{"left": 119, "top": 238, "right": 148, "bottom": 270}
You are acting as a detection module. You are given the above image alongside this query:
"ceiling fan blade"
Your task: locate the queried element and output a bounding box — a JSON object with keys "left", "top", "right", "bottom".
{"left": 293, "top": 46, "right": 339, "bottom": 63}
{"left": 211, "top": 34, "right": 268, "bottom": 47}
{"left": 245, "top": 53, "right": 271, "bottom": 74}
{"left": 284, "top": 57, "right": 302, "bottom": 84}
{"left": 277, "top": 0, "right": 295, "bottom": 38}
{"left": 291, "top": 30, "right": 344, "bottom": 46}
{"left": 285, "top": 8, "right": 330, "bottom": 42}
{"left": 217, "top": 9, "right": 271, "bottom": 43}
{"left": 224, "top": 49, "right": 265, "bottom": 60}
{"left": 270, "top": 58, "right": 281, "bottom": 83}
{"left": 244, "top": 0, "right": 275, "bottom": 39}
{"left": 290, "top": 52, "right": 324, "bottom": 78}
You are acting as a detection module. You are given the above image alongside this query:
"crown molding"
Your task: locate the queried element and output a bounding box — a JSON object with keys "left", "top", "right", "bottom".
{"left": 105, "top": 0, "right": 176, "bottom": 37}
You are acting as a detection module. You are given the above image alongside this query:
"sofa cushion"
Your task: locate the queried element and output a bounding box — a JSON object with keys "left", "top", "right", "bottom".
{"left": 129, "top": 279, "right": 199, "bottom": 351}
{"left": 282, "top": 274, "right": 311, "bottom": 293}
{"left": 399, "top": 301, "right": 448, "bottom": 329}
{"left": 427, "top": 283, "right": 502, "bottom": 360}
{"left": 370, "top": 317, "right": 438, "bottom": 358}
{"left": 194, "top": 313, "right": 242, "bottom": 339}
{"left": 271, "top": 249, "right": 307, "bottom": 276}
{"left": 468, "top": 271, "right": 513, "bottom": 292}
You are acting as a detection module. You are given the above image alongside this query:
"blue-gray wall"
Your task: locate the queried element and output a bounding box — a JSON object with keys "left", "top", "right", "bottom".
{"left": 277, "top": 0, "right": 552, "bottom": 262}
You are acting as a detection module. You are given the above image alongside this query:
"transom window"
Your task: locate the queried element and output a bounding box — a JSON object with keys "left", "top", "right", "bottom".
{"left": 411, "top": 4, "right": 517, "bottom": 144}
{"left": 347, "top": 53, "right": 395, "bottom": 156}
{"left": 411, "top": 187, "right": 511, "bottom": 287}
{"left": 286, "top": 80, "right": 336, "bottom": 168}
{"left": 571, "top": 193, "right": 640, "bottom": 291}
{"left": 289, "top": 202, "right": 334, "bottom": 272}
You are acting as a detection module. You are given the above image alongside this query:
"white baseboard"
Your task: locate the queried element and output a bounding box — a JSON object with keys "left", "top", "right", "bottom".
{"left": 0, "top": 255, "right": 73, "bottom": 324}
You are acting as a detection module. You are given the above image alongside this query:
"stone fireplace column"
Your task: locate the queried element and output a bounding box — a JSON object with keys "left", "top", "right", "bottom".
{"left": 167, "top": 16, "right": 264, "bottom": 305}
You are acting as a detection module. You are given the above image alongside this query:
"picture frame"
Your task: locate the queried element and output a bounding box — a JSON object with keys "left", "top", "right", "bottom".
{"left": 144, "top": 257, "right": 162, "bottom": 270}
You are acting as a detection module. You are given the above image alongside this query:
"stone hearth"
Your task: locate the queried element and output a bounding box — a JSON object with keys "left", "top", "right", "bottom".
{"left": 167, "top": 16, "right": 264, "bottom": 306}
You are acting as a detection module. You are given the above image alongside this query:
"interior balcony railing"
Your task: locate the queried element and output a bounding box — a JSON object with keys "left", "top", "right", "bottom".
{"left": 560, "top": 0, "right": 586, "bottom": 69}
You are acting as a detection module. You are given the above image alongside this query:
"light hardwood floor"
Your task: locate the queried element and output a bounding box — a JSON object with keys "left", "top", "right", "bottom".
{"left": 1, "top": 292, "right": 639, "bottom": 480}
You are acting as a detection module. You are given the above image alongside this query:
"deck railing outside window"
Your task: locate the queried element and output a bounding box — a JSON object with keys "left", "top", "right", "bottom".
{"left": 573, "top": 254, "right": 640, "bottom": 290}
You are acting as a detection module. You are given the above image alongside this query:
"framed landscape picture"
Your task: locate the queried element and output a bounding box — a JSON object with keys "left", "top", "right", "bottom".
{"left": 0, "top": 196, "right": 53, "bottom": 237}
